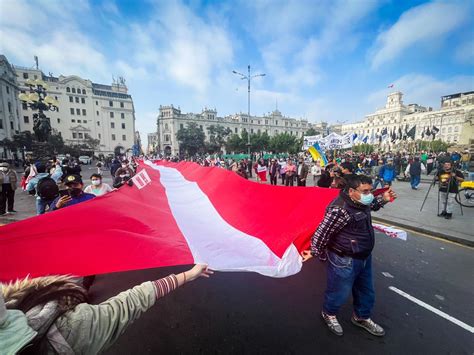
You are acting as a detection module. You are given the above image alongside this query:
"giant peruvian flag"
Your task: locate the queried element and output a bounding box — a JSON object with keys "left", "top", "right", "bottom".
{"left": 0, "top": 160, "right": 339, "bottom": 282}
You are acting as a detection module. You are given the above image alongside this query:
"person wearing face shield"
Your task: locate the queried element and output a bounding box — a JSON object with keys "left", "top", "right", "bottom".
{"left": 51, "top": 174, "right": 95, "bottom": 211}
{"left": 301, "top": 174, "right": 397, "bottom": 337}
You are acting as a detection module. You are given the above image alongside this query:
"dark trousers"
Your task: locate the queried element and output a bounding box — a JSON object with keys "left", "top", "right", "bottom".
{"left": 270, "top": 174, "right": 277, "bottom": 185}
{"left": 280, "top": 173, "right": 286, "bottom": 185}
{"left": 297, "top": 177, "right": 306, "bottom": 186}
{"left": 427, "top": 163, "right": 433, "bottom": 175}
{"left": 0, "top": 184, "right": 15, "bottom": 213}
{"left": 286, "top": 175, "right": 294, "bottom": 186}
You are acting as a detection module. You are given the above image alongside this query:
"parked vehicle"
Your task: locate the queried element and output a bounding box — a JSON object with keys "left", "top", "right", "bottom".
{"left": 78, "top": 155, "right": 92, "bottom": 164}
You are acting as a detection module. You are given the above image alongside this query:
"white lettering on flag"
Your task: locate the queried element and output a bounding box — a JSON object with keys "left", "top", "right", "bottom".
{"left": 132, "top": 169, "right": 152, "bottom": 190}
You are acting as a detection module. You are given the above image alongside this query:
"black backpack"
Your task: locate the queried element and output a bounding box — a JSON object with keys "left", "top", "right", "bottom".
{"left": 37, "top": 176, "right": 59, "bottom": 200}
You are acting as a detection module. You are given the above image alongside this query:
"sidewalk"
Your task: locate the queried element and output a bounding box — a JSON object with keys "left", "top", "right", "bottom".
{"left": 371, "top": 179, "right": 474, "bottom": 247}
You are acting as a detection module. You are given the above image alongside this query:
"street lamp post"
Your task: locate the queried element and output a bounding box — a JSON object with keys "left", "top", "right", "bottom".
{"left": 232, "top": 65, "right": 265, "bottom": 159}
{"left": 18, "top": 79, "right": 59, "bottom": 142}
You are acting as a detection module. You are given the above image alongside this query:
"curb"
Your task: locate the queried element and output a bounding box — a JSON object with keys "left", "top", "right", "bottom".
{"left": 372, "top": 216, "right": 474, "bottom": 248}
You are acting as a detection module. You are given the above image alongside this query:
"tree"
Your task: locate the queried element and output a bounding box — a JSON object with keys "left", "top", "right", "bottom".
{"left": 206, "top": 125, "right": 232, "bottom": 153}
{"left": 225, "top": 134, "right": 245, "bottom": 153}
{"left": 269, "top": 133, "right": 300, "bottom": 153}
{"left": 177, "top": 122, "right": 206, "bottom": 156}
{"left": 250, "top": 132, "right": 270, "bottom": 152}
{"left": 417, "top": 139, "right": 452, "bottom": 153}
{"left": 352, "top": 144, "right": 375, "bottom": 154}
{"left": 305, "top": 128, "right": 319, "bottom": 136}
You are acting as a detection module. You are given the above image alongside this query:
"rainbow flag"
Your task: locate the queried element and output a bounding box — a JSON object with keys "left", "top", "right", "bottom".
{"left": 308, "top": 142, "right": 328, "bottom": 167}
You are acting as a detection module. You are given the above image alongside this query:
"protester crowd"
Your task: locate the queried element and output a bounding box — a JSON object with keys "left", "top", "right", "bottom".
{"left": 0, "top": 147, "right": 471, "bottom": 352}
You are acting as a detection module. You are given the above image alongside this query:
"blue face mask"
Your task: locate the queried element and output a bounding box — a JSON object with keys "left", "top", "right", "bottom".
{"left": 359, "top": 193, "right": 374, "bottom": 205}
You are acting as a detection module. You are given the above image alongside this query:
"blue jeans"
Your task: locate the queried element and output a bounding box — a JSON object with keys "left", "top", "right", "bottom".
{"left": 36, "top": 198, "right": 54, "bottom": 215}
{"left": 323, "top": 251, "right": 374, "bottom": 319}
{"left": 410, "top": 175, "right": 420, "bottom": 188}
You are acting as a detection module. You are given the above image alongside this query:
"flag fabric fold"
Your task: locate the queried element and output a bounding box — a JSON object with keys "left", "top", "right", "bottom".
{"left": 0, "top": 161, "right": 340, "bottom": 281}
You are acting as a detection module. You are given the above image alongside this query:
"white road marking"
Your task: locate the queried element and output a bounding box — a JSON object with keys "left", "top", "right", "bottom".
{"left": 381, "top": 272, "right": 394, "bottom": 278}
{"left": 389, "top": 286, "right": 474, "bottom": 334}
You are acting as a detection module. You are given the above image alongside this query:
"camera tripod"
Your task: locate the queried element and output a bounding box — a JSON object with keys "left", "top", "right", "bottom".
{"left": 420, "top": 172, "right": 463, "bottom": 216}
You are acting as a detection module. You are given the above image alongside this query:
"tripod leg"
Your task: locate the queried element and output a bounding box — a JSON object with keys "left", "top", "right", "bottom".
{"left": 420, "top": 179, "right": 433, "bottom": 212}
{"left": 457, "top": 191, "right": 464, "bottom": 216}
{"left": 437, "top": 190, "right": 440, "bottom": 215}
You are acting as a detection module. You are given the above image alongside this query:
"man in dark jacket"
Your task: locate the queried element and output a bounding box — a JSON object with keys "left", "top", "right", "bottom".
{"left": 406, "top": 156, "right": 425, "bottom": 190}
{"left": 297, "top": 157, "right": 309, "bottom": 186}
{"left": 301, "top": 174, "right": 396, "bottom": 337}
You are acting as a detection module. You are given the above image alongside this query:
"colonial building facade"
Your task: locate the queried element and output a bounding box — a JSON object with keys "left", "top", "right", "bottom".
{"left": 340, "top": 91, "right": 474, "bottom": 147}
{"left": 13, "top": 63, "right": 136, "bottom": 156}
{"left": 155, "top": 105, "right": 328, "bottom": 155}
{"left": 0, "top": 55, "right": 21, "bottom": 159}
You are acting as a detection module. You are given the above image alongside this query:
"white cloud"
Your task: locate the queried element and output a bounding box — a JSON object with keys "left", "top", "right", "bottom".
{"left": 370, "top": 1, "right": 470, "bottom": 69}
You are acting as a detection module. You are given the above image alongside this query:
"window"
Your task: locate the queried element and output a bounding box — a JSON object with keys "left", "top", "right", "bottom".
{"left": 22, "top": 103, "right": 28, "bottom": 110}
{"left": 121, "top": 113, "right": 125, "bottom": 119}
{"left": 71, "top": 119, "right": 76, "bottom": 123}
{"left": 109, "top": 101, "right": 113, "bottom": 107}
{"left": 78, "top": 133, "right": 83, "bottom": 139}
{"left": 454, "top": 126, "right": 459, "bottom": 132}
{"left": 112, "top": 134, "right": 116, "bottom": 141}
{"left": 23, "top": 116, "right": 29, "bottom": 124}
{"left": 23, "top": 72, "right": 29, "bottom": 79}
{"left": 81, "top": 97, "right": 85, "bottom": 104}
{"left": 82, "top": 89, "right": 86, "bottom": 95}
{"left": 235, "top": 128, "right": 237, "bottom": 133}
{"left": 8, "top": 102, "right": 11, "bottom": 113}
{"left": 200, "top": 125, "right": 203, "bottom": 130}
{"left": 180, "top": 124, "right": 184, "bottom": 129}
{"left": 34, "top": 75, "right": 37, "bottom": 79}
{"left": 76, "top": 108, "right": 80, "bottom": 115}
{"left": 57, "top": 118, "right": 61, "bottom": 124}
{"left": 448, "top": 127, "right": 452, "bottom": 133}
{"left": 6, "top": 86, "right": 9, "bottom": 94}
{"left": 0, "top": 120, "right": 2, "bottom": 129}
{"left": 165, "top": 135, "right": 170, "bottom": 142}
{"left": 111, "top": 122, "right": 115, "bottom": 128}
{"left": 77, "top": 119, "right": 81, "bottom": 123}
{"left": 98, "top": 133, "right": 101, "bottom": 139}
{"left": 96, "top": 111, "right": 99, "bottom": 115}
{"left": 97, "top": 121, "right": 100, "bottom": 126}
{"left": 121, "top": 123, "right": 125, "bottom": 129}
{"left": 72, "top": 133, "right": 77, "bottom": 138}
{"left": 10, "top": 121, "right": 14, "bottom": 130}
{"left": 72, "top": 88, "right": 76, "bottom": 93}
{"left": 165, "top": 123, "right": 168, "bottom": 130}
{"left": 75, "top": 97, "right": 79, "bottom": 103}
{"left": 265, "top": 120, "right": 268, "bottom": 125}
{"left": 82, "top": 109, "right": 86, "bottom": 116}
{"left": 96, "top": 100, "right": 98, "bottom": 105}
{"left": 122, "top": 135, "right": 126, "bottom": 141}
{"left": 120, "top": 102, "right": 124, "bottom": 108}
{"left": 251, "top": 129, "right": 254, "bottom": 133}
{"left": 69, "top": 96, "right": 73, "bottom": 103}
{"left": 66, "top": 87, "right": 70, "bottom": 92}
{"left": 110, "top": 112, "right": 114, "bottom": 118}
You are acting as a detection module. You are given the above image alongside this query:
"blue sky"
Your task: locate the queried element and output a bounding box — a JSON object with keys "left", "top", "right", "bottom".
{"left": 1, "top": 0, "right": 473, "bottom": 146}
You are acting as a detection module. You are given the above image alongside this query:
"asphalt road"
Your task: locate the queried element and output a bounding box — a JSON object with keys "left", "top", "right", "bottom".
{"left": 85, "top": 229, "right": 474, "bottom": 355}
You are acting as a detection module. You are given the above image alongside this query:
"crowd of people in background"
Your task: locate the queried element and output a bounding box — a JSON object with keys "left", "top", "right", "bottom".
{"left": 0, "top": 154, "right": 138, "bottom": 216}
{"left": 0, "top": 148, "right": 471, "bottom": 218}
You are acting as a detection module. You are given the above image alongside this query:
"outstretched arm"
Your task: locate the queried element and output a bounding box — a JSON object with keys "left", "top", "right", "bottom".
{"left": 60, "top": 265, "right": 213, "bottom": 354}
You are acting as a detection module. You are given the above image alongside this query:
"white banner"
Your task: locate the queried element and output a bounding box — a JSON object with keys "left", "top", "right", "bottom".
{"left": 302, "top": 135, "right": 322, "bottom": 150}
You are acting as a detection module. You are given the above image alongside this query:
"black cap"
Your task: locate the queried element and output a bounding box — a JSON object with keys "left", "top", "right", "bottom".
{"left": 64, "top": 174, "right": 83, "bottom": 185}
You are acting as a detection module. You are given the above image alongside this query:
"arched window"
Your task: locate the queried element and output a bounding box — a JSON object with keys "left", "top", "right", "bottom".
{"left": 66, "top": 87, "right": 70, "bottom": 92}
{"left": 448, "top": 127, "right": 452, "bottom": 133}
{"left": 454, "top": 126, "right": 459, "bottom": 132}
{"left": 82, "top": 89, "right": 86, "bottom": 94}
{"left": 165, "top": 123, "right": 169, "bottom": 130}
